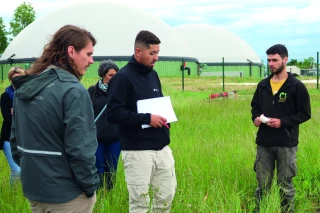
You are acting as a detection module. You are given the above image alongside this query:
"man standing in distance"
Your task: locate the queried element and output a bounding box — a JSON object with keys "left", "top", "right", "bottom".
{"left": 251, "top": 44, "right": 311, "bottom": 213}
{"left": 106, "top": 30, "right": 177, "bottom": 213}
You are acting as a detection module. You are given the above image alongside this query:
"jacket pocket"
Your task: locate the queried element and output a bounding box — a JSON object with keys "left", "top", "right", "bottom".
{"left": 121, "top": 151, "right": 148, "bottom": 186}
{"left": 286, "top": 147, "right": 297, "bottom": 177}
{"left": 271, "top": 128, "right": 291, "bottom": 144}
{"left": 285, "top": 128, "right": 291, "bottom": 141}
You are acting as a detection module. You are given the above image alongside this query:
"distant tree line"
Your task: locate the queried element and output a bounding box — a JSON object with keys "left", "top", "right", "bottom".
{"left": 0, "top": 2, "right": 36, "bottom": 53}
{"left": 287, "top": 57, "right": 317, "bottom": 69}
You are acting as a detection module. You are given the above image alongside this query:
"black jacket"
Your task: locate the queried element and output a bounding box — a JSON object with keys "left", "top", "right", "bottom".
{"left": 106, "top": 56, "right": 170, "bottom": 150}
{"left": 88, "top": 82, "right": 119, "bottom": 144}
{"left": 0, "top": 90, "right": 13, "bottom": 150}
{"left": 251, "top": 72, "right": 311, "bottom": 147}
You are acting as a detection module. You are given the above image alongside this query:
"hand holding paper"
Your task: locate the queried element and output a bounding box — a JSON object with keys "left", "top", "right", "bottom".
{"left": 260, "top": 114, "right": 270, "bottom": 123}
{"left": 137, "top": 96, "right": 177, "bottom": 129}
{"left": 150, "top": 114, "right": 167, "bottom": 128}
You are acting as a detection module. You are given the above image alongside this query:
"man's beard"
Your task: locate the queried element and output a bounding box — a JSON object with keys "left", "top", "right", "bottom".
{"left": 271, "top": 62, "right": 285, "bottom": 75}
{"left": 146, "top": 65, "right": 154, "bottom": 70}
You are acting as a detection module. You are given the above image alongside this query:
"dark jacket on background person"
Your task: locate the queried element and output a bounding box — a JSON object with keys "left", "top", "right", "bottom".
{"left": 0, "top": 86, "right": 14, "bottom": 150}
{"left": 106, "top": 56, "right": 170, "bottom": 151}
{"left": 10, "top": 67, "right": 99, "bottom": 203}
{"left": 251, "top": 72, "right": 311, "bottom": 147}
{"left": 88, "top": 82, "right": 120, "bottom": 144}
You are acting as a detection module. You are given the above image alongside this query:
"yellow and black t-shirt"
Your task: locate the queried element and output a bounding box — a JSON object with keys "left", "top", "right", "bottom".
{"left": 270, "top": 78, "right": 286, "bottom": 95}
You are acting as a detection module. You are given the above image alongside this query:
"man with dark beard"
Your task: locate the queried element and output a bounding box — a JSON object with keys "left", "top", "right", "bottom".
{"left": 251, "top": 44, "right": 311, "bottom": 213}
{"left": 106, "top": 30, "right": 176, "bottom": 213}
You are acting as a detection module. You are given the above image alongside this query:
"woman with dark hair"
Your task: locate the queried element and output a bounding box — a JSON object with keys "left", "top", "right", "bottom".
{"left": 0, "top": 66, "right": 25, "bottom": 185}
{"left": 10, "top": 25, "right": 99, "bottom": 213}
{"left": 88, "top": 59, "right": 120, "bottom": 191}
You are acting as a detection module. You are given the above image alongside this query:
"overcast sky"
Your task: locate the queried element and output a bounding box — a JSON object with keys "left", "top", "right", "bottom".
{"left": 1, "top": 0, "right": 319, "bottom": 61}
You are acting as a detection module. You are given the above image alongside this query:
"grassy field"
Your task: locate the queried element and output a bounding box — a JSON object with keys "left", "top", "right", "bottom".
{"left": 0, "top": 76, "right": 320, "bottom": 213}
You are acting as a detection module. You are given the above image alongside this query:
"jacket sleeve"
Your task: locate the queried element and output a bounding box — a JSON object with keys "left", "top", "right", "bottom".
{"left": 1, "top": 93, "right": 13, "bottom": 147}
{"left": 9, "top": 97, "right": 20, "bottom": 166}
{"left": 0, "top": 92, "right": 13, "bottom": 125}
{"left": 106, "top": 73, "right": 150, "bottom": 126}
{"left": 280, "top": 82, "right": 311, "bottom": 128}
{"left": 251, "top": 84, "right": 262, "bottom": 122}
{"left": 63, "top": 87, "right": 99, "bottom": 197}
{"left": 87, "top": 86, "right": 94, "bottom": 101}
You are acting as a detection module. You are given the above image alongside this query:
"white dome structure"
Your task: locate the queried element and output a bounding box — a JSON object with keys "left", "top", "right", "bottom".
{"left": 0, "top": 1, "right": 196, "bottom": 61}
{"left": 174, "top": 24, "right": 262, "bottom": 64}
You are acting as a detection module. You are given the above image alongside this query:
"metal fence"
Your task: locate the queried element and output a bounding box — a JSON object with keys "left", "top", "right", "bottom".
{"left": 1, "top": 52, "right": 319, "bottom": 89}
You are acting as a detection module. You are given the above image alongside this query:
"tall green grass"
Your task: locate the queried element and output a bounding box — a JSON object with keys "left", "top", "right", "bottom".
{"left": 0, "top": 77, "right": 319, "bottom": 212}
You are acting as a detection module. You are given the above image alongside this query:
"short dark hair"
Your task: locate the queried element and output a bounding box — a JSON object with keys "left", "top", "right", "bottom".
{"left": 134, "top": 30, "right": 161, "bottom": 49}
{"left": 266, "top": 44, "right": 288, "bottom": 59}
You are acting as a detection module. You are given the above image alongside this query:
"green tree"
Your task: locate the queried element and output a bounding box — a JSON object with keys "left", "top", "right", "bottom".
{"left": 9, "top": 2, "right": 36, "bottom": 40}
{"left": 0, "top": 17, "right": 8, "bottom": 53}
{"left": 288, "top": 57, "right": 315, "bottom": 69}
{"left": 287, "top": 59, "right": 298, "bottom": 66}
{"left": 299, "top": 58, "right": 313, "bottom": 69}
{"left": 307, "top": 57, "right": 315, "bottom": 68}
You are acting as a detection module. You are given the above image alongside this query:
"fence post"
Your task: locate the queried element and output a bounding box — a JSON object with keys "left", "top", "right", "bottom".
{"left": 1, "top": 65, "right": 3, "bottom": 82}
{"left": 260, "top": 65, "right": 262, "bottom": 77}
{"left": 247, "top": 59, "right": 252, "bottom": 77}
{"left": 181, "top": 58, "right": 184, "bottom": 91}
{"left": 222, "top": 57, "right": 225, "bottom": 92}
{"left": 317, "top": 51, "right": 319, "bottom": 89}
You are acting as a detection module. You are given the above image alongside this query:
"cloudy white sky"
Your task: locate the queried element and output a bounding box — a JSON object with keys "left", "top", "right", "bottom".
{"left": 1, "top": 0, "right": 319, "bottom": 62}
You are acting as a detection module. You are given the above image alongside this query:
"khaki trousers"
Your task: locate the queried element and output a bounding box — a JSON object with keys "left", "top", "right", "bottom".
{"left": 29, "top": 192, "right": 96, "bottom": 213}
{"left": 122, "top": 145, "right": 177, "bottom": 213}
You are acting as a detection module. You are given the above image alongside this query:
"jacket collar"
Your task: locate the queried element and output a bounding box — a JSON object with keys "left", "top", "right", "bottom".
{"left": 12, "top": 66, "right": 78, "bottom": 101}
{"left": 260, "top": 72, "right": 296, "bottom": 88}
{"left": 128, "top": 55, "right": 153, "bottom": 74}
{"left": 94, "top": 81, "right": 107, "bottom": 96}
{"left": 46, "top": 65, "right": 79, "bottom": 82}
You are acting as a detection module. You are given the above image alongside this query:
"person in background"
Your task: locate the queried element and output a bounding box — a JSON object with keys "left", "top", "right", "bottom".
{"left": 251, "top": 44, "right": 311, "bottom": 213}
{"left": 106, "top": 30, "right": 177, "bottom": 213}
{"left": 88, "top": 59, "right": 120, "bottom": 190}
{"left": 0, "top": 66, "right": 25, "bottom": 185}
{"left": 10, "top": 25, "right": 99, "bottom": 213}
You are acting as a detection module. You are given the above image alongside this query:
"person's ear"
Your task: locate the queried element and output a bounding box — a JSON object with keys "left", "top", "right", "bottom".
{"left": 67, "top": 46, "right": 75, "bottom": 58}
{"left": 135, "top": 47, "right": 142, "bottom": 57}
{"left": 283, "top": 56, "right": 288, "bottom": 64}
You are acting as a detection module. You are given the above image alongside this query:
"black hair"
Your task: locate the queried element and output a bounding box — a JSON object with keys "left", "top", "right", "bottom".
{"left": 266, "top": 44, "right": 288, "bottom": 59}
{"left": 134, "top": 30, "right": 161, "bottom": 49}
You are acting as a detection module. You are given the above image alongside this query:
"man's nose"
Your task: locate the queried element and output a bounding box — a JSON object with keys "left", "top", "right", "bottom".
{"left": 89, "top": 57, "right": 94, "bottom": 64}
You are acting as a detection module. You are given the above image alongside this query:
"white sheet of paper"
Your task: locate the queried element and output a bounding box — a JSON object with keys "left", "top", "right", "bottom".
{"left": 137, "top": 96, "right": 178, "bottom": 129}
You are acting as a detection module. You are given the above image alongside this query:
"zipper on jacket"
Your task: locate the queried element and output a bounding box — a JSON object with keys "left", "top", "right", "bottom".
{"left": 141, "top": 74, "right": 155, "bottom": 98}
{"left": 271, "top": 100, "right": 274, "bottom": 110}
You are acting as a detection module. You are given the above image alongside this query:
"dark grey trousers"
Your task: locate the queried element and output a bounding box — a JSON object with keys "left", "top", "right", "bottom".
{"left": 254, "top": 145, "right": 297, "bottom": 213}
